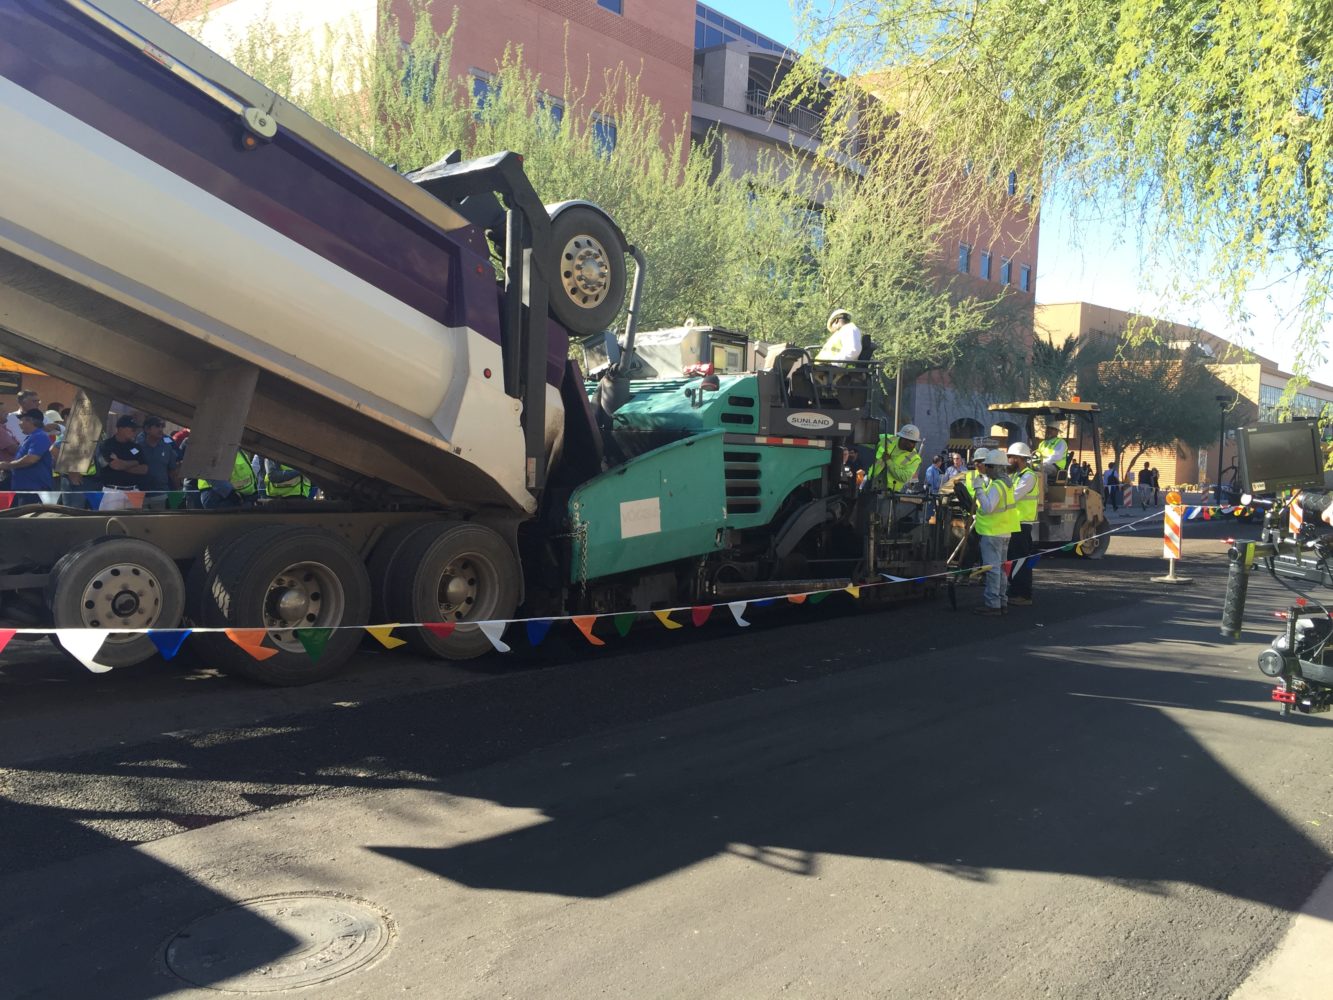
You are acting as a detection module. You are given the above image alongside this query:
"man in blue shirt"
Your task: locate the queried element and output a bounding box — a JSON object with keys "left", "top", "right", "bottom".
{"left": 136, "top": 415, "right": 180, "bottom": 510}
{"left": 0, "top": 409, "right": 53, "bottom": 506}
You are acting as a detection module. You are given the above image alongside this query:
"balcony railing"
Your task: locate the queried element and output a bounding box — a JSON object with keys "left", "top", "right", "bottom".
{"left": 744, "top": 86, "right": 823, "bottom": 137}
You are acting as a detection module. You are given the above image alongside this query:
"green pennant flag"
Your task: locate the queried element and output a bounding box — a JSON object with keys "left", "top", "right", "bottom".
{"left": 808, "top": 591, "right": 831, "bottom": 605}
{"left": 613, "top": 613, "right": 635, "bottom": 637}
{"left": 294, "top": 627, "right": 334, "bottom": 661}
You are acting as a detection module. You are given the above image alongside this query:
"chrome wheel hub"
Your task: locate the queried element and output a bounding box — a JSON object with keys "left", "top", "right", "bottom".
{"left": 263, "top": 561, "right": 343, "bottom": 652}
{"left": 80, "top": 562, "right": 164, "bottom": 640}
{"left": 560, "top": 235, "right": 610, "bottom": 308}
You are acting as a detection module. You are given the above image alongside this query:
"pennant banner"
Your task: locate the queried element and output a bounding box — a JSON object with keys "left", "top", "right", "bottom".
{"left": 613, "top": 613, "right": 635, "bottom": 637}
{"left": 147, "top": 629, "right": 192, "bottom": 660}
{"left": 691, "top": 605, "right": 713, "bottom": 627}
{"left": 423, "top": 622, "right": 456, "bottom": 640}
{"left": 225, "top": 629, "right": 279, "bottom": 661}
{"left": 295, "top": 627, "right": 333, "bottom": 662}
{"left": 478, "top": 621, "right": 510, "bottom": 653}
{"left": 572, "top": 615, "right": 605, "bottom": 646}
{"left": 525, "top": 619, "right": 554, "bottom": 647}
{"left": 727, "top": 601, "right": 751, "bottom": 627}
{"left": 55, "top": 629, "right": 115, "bottom": 673}
{"left": 653, "top": 610, "right": 683, "bottom": 630}
{"left": 0, "top": 628, "right": 14, "bottom": 656}
{"left": 845, "top": 584, "right": 861, "bottom": 599}
{"left": 366, "top": 625, "right": 407, "bottom": 650}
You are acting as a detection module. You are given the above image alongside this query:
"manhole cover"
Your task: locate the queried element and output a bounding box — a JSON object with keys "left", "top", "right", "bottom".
{"left": 165, "top": 892, "right": 393, "bottom": 993}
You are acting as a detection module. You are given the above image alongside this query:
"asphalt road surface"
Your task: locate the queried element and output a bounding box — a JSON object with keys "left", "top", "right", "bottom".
{"left": 3, "top": 513, "right": 1331, "bottom": 999}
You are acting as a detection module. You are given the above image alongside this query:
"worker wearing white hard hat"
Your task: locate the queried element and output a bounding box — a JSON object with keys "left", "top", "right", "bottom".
{"left": 1034, "top": 415, "right": 1069, "bottom": 477}
{"left": 971, "top": 449, "right": 1015, "bottom": 615}
{"left": 1006, "top": 442, "right": 1038, "bottom": 606}
{"left": 815, "top": 308, "right": 864, "bottom": 363}
{"left": 868, "top": 423, "right": 923, "bottom": 491}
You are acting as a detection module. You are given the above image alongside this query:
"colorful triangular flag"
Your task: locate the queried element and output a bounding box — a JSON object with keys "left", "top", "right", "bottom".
{"left": 787, "top": 593, "right": 808, "bottom": 604}
{"left": 366, "top": 625, "right": 407, "bottom": 649}
{"left": 477, "top": 621, "right": 510, "bottom": 653}
{"left": 0, "top": 493, "right": 13, "bottom": 511}
{"left": 808, "top": 591, "right": 830, "bottom": 605}
{"left": 691, "top": 605, "right": 713, "bottom": 626}
{"left": 0, "top": 628, "right": 14, "bottom": 656}
{"left": 224, "top": 628, "right": 279, "bottom": 661}
{"left": 653, "top": 610, "right": 683, "bottom": 630}
{"left": 295, "top": 627, "right": 333, "bottom": 661}
{"left": 845, "top": 584, "right": 861, "bottom": 599}
{"left": 727, "top": 601, "right": 751, "bottom": 627}
{"left": 525, "top": 619, "right": 553, "bottom": 647}
{"left": 55, "top": 629, "right": 115, "bottom": 673}
{"left": 571, "top": 615, "right": 605, "bottom": 646}
{"left": 613, "top": 613, "right": 635, "bottom": 637}
{"left": 423, "top": 621, "right": 456, "bottom": 640}
{"left": 147, "top": 629, "right": 192, "bottom": 660}
{"left": 881, "top": 574, "right": 909, "bottom": 583}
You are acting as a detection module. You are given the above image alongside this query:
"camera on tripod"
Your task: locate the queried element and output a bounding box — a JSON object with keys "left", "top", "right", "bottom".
{"left": 1218, "top": 419, "right": 1333, "bottom": 717}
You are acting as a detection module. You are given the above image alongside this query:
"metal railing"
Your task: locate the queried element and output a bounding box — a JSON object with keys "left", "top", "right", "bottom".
{"left": 744, "top": 86, "right": 823, "bottom": 136}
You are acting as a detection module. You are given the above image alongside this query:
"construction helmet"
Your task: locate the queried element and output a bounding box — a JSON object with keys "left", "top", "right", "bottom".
{"left": 971, "top": 448, "right": 989, "bottom": 463}
{"left": 1007, "top": 442, "right": 1032, "bottom": 459}
{"left": 827, "top": 308, "right": 852, "bottom": 333}
{"left": 986, "top": 448, "right": 1008, "bottom": 467}
{"left": 896, "top": 423, "right": 923, "bottom": 443}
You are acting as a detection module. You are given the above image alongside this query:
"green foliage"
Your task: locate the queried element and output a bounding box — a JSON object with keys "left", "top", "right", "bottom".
{"left": 172, "top": 0, "right": 977, "bottom": 357}
{"left": 793, "top": 0, "right": 1333, "bottom": 371}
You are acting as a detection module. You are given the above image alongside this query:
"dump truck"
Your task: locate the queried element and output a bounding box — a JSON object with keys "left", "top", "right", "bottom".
{"left": 0, "top": 0, "right": 956, "bottom": 684}
{"left": 987, "top": 400, "right": 1111, "bottom": 558}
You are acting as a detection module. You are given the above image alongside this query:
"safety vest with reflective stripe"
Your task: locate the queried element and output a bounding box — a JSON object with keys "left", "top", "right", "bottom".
{"left": 200, "top": 452, "right": 257, "bottom": 495}
{"left": 1011, "top": 467, "right": 1038, "bottom": 523}
{"left": 869, "top": 436, "right": 922, "bottom": 491}
{"left": 1035, "top": 437, "right": 1067, "bottom": 471}
{"left": 264, "top": 464, "right": 311, "bottom": 498}
{"left": 974, "top": 475, "right": 1016, "bottom": 536}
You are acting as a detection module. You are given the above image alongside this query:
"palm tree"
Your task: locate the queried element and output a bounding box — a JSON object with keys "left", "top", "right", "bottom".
{"left": 1028, "top": 335, "right": 1079, "bottom": 400}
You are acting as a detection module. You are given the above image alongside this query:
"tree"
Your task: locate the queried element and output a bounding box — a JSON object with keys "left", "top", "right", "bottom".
{"left": 791, "top": 0, "right": 1333, "bottom": 372}
{"left": 167, "top": 0, "right": 984, "bottom": 361}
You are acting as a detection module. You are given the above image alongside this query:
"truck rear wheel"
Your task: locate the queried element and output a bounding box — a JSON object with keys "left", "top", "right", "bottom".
{"left": 387, "top": 521, "right": 519, "bottom": 660}
{"left": 191, "top": 526, "right": 371, "bottom": 685}
{"left": 47, "top": 537, "right": 186, "bottom": 668}
{"left": 548, "top": 206, "right": 627, "bottom": 336}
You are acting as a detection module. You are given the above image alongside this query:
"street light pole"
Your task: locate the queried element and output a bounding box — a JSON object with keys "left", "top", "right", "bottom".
{"left": 1215, "top": 394, "right": 1229, "bottom": 505}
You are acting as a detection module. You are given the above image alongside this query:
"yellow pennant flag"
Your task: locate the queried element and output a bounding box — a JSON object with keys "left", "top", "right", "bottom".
{"left": 366, "top": 625, "right": 407, "bottom": 650}
{"left": 845, "top": 584, "right": 861, "bottom": 599}
{"left": 653, "top": 609, "right": 683, "bottom": 630}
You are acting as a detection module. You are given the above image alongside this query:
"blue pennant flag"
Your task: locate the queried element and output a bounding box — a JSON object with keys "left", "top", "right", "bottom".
{"left": 525, "top": 619, "right": 553, "bottom": 647}
{"left": 147, "top": 629, "right": 192, "bottom": 661}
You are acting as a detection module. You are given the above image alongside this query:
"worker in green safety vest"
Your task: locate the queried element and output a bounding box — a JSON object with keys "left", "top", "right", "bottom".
{"left": 868, "top": 423, "right": 923, "bottom": 491}
{"left": 1033, "top": 416, "right": 1068, "bottom": 478}
{"left": 199, "top": 450, "right": 258, "bottom": 509}
{"left": 263, "top": 459, "right": 312, "bottom": 498}
{"left": 1006, "top": 442, "right": 1039, "bottom": 606}
{"left": 971, "top": 448, "right": 1015, "bottom": 616}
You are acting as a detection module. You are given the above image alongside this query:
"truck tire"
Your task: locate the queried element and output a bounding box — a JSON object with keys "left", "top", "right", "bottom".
{"left": 366, "top": 522, "right": 431, "bottom": 625}
{"left": 548, "top": 205, "right": 627, "bottom": 336}
{"left": 387, "top": 521, "right": 519, "bottom": 660}
{"left": 46, "top": 537, "right": 186, "bottom": 669}
{"left": 191, "top": 526, "right": 371, "bottom": 685}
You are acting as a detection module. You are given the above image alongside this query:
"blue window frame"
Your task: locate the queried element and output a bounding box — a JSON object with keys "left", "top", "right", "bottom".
{"left": 592, "top": 117, "right": 618, "bottom": 157}
{"left": 1007, "top": 170, "right": 1018, "bottom": 196}
{"left": 597, "top": 0, "right": 623, "bottom": 13}
{"left": 703, "top": 25, "right": 725, "bottom": 46}
{"left": 1000, "top": 258, "right": 1012, "bottom": 285}
{"left": 472, "top": 75, "right": 497, "bottom": 117}
{"left": 1019, "top": 264, "right": 1031, "bottom": 292}
{"left": 958, "top": 243, "right": 971, "bottom": 274}
{"left": 980, "top": 250, "right": 992, "bottom": 280}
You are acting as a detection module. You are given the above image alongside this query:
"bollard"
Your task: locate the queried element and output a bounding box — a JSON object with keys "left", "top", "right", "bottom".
{"left": 1290, "top": 489, "right": 1303, "bottom": 538}
{"left": 1152, "top": 503, "right": 1193, "bottom": 584}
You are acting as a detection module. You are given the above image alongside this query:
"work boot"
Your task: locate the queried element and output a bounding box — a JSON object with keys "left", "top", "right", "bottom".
{"left": 973, "top": 606, "right": 1003, "bottom": 616}
{"left": 1009, "top": 596, "right": 1033, "bottom": 606}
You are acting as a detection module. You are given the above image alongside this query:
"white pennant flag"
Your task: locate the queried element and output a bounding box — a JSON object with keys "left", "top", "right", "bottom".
{"left": 477, "top": 621, "right": 511, "bottom": 653}
{"left": 1008, "top": 557, "right": 1027, "bottom": 580}
{"left": 727, "top": 601, "right": 751, "bottom": 627}
{"left": 881, "top": 573, "right": 909, "bottom": 583}
{"left": 56, "top": 629, "right": 115, "bottom": 673}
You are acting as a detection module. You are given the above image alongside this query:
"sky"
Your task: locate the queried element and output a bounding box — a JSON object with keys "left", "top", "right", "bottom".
{"left": 708, "top": 0, "right": 1330, "bottom": 385}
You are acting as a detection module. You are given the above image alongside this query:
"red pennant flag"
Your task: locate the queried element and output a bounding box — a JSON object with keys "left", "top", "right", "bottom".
{"left": 224, "top": 629, "right": 278, "bottom": 661}
{"left": 0, "top": 493, "right": 13, "bottom": 511}
{"left": 423, "top": 622, "right": 456, "bottom": 639}
{"left": 691, "top": 606, "right": 713, "bottom": 626}
{"left": 787, "top": 593, "right": 807, "bottom": 605}
{"left": 1002, "top": 560, "right": 1013, "bottom": 577}
{"left": 0, "top": 628, "right": 14, "bottom": 655}
{"left": 571, "top": 615, "right": 605, "bottom": 646}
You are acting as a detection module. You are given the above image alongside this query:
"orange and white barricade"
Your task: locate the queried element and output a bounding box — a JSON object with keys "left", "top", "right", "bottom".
{"left": 1153, "top": 503, "right": 1192, "bottom": 584}
{"left": 1290, "top": 490, "right": 1303, "bottom": 538}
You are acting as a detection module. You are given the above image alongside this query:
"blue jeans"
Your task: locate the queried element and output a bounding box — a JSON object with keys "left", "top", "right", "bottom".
{"left": 979, "top": 533, "right": 1009, "bottom": 609}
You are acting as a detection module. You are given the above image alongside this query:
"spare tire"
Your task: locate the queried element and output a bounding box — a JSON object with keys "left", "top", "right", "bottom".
{"left": 547, "top": 204, "right": 627, "bottom": 336}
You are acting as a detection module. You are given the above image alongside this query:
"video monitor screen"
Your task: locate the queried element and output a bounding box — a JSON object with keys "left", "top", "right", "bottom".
{"left": 1237, "top": 421, "right": 1326, "bottom": 494}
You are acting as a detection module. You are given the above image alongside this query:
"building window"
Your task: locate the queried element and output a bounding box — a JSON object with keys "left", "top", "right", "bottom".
{"left": 592, "top": 116, "right": 618, "bottom": 157}
{"left": 472, "top": 73, "right": 497, "bottom": 115}
{"left": 979, "top": 250, "right": 991, "bottom": 281}
{"left": 1007, "top": 170, "right": 1018, "bottom": 196}
{"left": 1000, "top": 258, "right": 1012, "bottom": 285}
{"left": 1019, "top": 264, "right": 1031, "bottom": 292}
{"left": 958, "top": 243, "right": 971, "bottom": 274}
{"left": 597, "top": 0, "right": 623, "bottom": 13}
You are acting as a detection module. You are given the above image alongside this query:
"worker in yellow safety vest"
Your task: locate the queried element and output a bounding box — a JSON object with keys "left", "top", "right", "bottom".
{"left": 1033, "top": 416, "right": 1068, "bottom": 477}
{"left": 263, "top": 459, "right": 312, "bottom": 498}
{"left": 199, "top": 450, "right": 258, "bottom": 509}
{"left": 1006, "top": 442, "right": 1038, "bottom": 606}
{"left": 971, "top": 448, "right": 1015, "bottom": 615}
{"left": 868, "top": 423, "right": 923, "bottom": 491}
